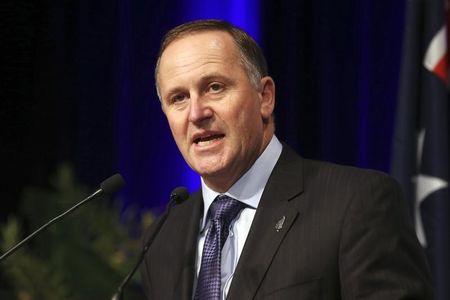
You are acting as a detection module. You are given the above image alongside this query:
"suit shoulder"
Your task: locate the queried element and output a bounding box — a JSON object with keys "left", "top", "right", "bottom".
{"left": 300, "top": 158, "right": 407, "bottom": 224}
{"left": 276, "top": 143, "right": 401, "bottom": 198}
{"left": 302, "top": 157, "right": 399, "bottom": 188}
{"left": 280, "top": 142, "right": 397, "bottom": 186}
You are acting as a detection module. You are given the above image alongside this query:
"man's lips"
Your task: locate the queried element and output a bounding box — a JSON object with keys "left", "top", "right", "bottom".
{"left": 192, "top": 133, "right": 225, "bottom": 145}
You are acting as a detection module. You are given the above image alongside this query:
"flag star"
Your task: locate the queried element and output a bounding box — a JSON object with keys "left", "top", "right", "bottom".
{"left": 413, "top": 129, "right": 449, "bottom": 246}
{"left": 412, "top": 174, "right": 448, "bottom": 246}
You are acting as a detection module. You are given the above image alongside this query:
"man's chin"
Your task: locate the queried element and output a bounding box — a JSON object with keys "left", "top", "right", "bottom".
{"left": 195, "top": 165, "right": 228, "bottom": 181}
{"left": 196, "top": 167, "right": 223, "bottom": 178}
{"left": 189, "top": 155, "right": 226, "bottom": 174}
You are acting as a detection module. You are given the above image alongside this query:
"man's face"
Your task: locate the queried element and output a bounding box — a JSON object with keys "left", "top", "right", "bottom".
{"left": 157, "top": 31, "right": 275, "bottom": 191}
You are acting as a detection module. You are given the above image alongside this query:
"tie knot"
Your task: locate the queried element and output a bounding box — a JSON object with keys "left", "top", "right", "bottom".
{"left": 209, "top": 195, "right": 245, "bottom": 225}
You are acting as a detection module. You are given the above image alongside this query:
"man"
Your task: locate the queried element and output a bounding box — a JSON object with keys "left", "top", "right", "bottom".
{"left": 141, "top": 19, "right": 433, "bottom": 299}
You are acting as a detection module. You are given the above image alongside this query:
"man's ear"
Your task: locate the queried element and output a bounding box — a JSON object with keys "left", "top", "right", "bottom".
{"left": 259, "top": 76, "right": 275, "bottom": 121}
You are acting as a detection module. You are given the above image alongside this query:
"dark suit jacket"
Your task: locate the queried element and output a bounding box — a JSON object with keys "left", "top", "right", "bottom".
{"left": 141, "top": 145, "right": 433, "bottom": 299}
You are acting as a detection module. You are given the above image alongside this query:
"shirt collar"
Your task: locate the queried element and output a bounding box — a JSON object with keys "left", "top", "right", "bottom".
{"left": 200, "top": 135, "right": 282, "bottom": 230}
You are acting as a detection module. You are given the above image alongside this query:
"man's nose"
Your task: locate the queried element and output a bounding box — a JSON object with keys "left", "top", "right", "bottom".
{"left": 188, "top": 96, "right": 213, "bottom": 124}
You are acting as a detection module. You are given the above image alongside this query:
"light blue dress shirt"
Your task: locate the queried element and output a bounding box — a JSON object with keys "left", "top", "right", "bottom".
{"left": 196, "top": 135, "right": 282, "bottom": 299}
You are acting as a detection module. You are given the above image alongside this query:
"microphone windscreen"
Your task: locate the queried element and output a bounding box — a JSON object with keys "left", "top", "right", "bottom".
{"left": 170, "top": 186, "right": 189, "bottom": 204}
{"left": 100, "top": 174, "right": 125, "bottom": 195}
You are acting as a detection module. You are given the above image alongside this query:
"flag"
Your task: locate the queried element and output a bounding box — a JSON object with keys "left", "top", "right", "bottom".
{"left": 391, "top": 0, "right": 449, "bottom": 299}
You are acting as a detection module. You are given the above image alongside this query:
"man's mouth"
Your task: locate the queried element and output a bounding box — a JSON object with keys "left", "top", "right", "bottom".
{"left": 194, "top": 134, "right": 225, "bottom": 146}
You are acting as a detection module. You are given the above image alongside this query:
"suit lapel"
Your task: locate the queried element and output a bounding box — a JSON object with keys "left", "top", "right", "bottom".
{"left": 227, "top": 145, "right": 305, "bottom": 299}
{"left": 171, "top": 190, "right": 203, "bottom": 300}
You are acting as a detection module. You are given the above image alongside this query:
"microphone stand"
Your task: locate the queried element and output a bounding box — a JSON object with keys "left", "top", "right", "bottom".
{"left": 0, "top": 174, "right": 124, "bottom": 262}
{"left": 0, "top": 189, "right": 102, "bottom": 261}
{"left": 111, "top": 187, "right": 188, "bottom": 300}
{"left": 111, "top": 202, "right": 175, "bottom": 300}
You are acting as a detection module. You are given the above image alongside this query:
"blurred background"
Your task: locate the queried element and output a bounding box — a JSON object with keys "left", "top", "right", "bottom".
{"left": 1, "top": 0, "right": 448, "bottom": 299}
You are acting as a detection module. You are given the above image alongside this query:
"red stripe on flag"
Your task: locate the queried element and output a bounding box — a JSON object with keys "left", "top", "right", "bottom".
{"left": 433, "top": 52, "right": 448, "bottom": 82}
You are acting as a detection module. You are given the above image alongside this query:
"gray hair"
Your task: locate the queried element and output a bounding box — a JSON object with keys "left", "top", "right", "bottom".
{"left": 154, "top": 19, "right": 268, "bottom": 100}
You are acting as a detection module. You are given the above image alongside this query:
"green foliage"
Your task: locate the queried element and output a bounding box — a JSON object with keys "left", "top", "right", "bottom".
{"left": 0, "top": 164, "right": 153, "bottom": 300}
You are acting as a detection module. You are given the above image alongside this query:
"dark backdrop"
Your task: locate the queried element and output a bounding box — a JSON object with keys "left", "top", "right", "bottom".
{"left": 1, "top": 0, "right": 404, "bottom": 215}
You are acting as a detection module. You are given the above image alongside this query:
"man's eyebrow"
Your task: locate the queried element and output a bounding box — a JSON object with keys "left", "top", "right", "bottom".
{"left": 163, "top": 86, "right": 186, "bottom": 100}
{"left": 198, "top": 73, "right": 233, "bottom": 84}
{"left": 163, "top": 73, "right": 233, "bottom": 98}
{"left": 199, "top": 73, "right": 223, "bottom": 80}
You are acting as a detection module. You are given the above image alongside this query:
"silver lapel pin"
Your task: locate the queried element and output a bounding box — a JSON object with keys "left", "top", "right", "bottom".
{"left": 275, "top": 216, "right": 286, "bottom": 232}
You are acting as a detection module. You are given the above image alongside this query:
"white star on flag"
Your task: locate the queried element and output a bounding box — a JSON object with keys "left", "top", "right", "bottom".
{"left": 413, "top": 130, "right": 449, "bottom": 246}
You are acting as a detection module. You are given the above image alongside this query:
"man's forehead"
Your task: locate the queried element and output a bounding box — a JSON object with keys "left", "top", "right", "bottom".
{"left": 162, "top": 30, "right": 236, "bottom": 57}
{"left": 159, "top": 32, "right": 239, "bottom": 75}
{"left": 156, "top": 30, "right": 242, "bottom": 94}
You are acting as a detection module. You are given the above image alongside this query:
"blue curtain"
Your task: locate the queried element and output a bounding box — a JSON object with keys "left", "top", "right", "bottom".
{"left": 112, "top": 0, "right": 406, "bottom": 210}
{"left": 2, "top": 0, "right": 405, "bottom": 212}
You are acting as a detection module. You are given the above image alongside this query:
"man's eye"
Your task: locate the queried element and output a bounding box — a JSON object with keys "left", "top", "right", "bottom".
{"left": 170, "top": 94, "right": 186, "bottom": 103}
{"left": 208, "top": 83, "right": 223, "bottom": 93}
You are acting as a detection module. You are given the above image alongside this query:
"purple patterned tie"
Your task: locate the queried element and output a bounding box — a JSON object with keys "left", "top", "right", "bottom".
{"left": 194, "top": 195, "right": 245, "bottom": 300}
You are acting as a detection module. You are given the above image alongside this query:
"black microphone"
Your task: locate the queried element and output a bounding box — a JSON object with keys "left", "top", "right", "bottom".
{"left": 111, "top": 186, "right": 189, "bottom": 300}
{"left": 0, "top": 174, "right": 125, "bottom": 262}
